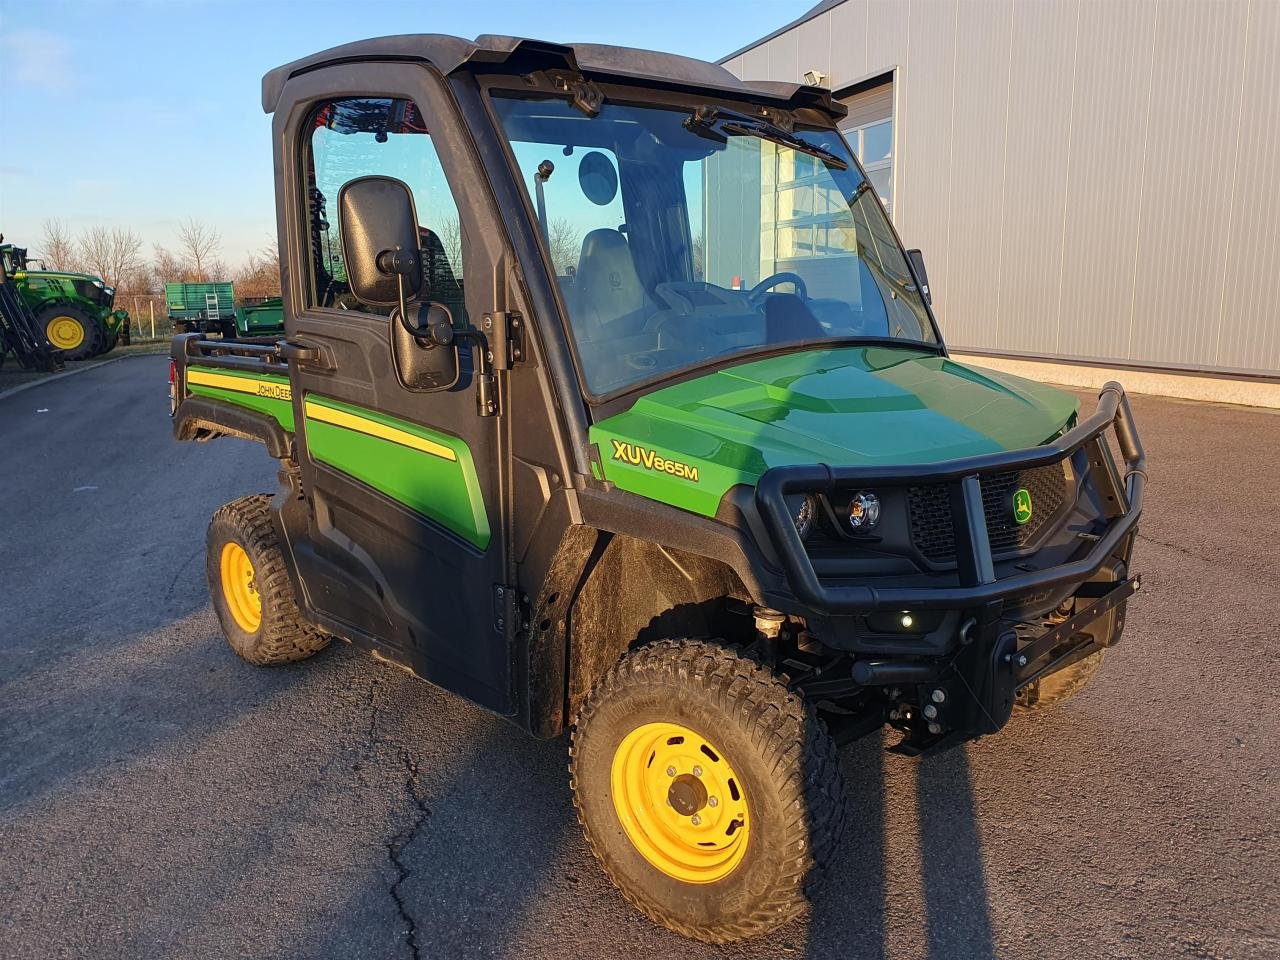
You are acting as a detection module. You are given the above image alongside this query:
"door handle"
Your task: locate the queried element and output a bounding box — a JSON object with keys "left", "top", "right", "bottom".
{"left": 277, "top": 339, "right": 323, "bottom": 365}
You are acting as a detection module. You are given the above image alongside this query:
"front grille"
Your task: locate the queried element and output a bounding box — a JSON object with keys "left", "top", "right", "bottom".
{"left": 907, "top": 462, "right": 1071, "bottom": 563}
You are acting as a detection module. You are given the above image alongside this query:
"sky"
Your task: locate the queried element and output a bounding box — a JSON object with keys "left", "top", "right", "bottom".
{"left": 0, "top": 0, "right": 809, "bottom": 268}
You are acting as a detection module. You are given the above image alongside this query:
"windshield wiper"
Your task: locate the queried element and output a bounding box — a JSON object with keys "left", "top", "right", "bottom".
{"left": 684, "top": 105, "right": 848, "bottom": 170}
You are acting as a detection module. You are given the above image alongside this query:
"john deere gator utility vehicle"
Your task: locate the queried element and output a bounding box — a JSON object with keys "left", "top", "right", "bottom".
{"left": 170, "top": 35, "right": 1146, "bottom": 944}
{"left": 0, "top": 241, "right": 130, "bottom": 360}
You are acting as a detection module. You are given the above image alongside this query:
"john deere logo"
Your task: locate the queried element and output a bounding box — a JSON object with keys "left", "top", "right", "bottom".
{"left": 1012, "top": 488, "right": 1033, "bottom": 525}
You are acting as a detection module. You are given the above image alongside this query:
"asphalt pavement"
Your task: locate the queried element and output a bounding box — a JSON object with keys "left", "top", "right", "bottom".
{"left": 1, "top": 355, "right": 1276, "bottom": 960}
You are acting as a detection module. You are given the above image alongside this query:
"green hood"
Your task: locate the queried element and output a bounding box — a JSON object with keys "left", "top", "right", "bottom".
{"left": 589, "top": 346, "right": 1079, "bottom": 516}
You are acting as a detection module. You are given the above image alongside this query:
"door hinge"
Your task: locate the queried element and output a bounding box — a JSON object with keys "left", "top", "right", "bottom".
{"left": 482, "top": 312, "right": 525, "bottom": 371}
{"left": 493, "top": 583, "right": 524, "bottom": 635}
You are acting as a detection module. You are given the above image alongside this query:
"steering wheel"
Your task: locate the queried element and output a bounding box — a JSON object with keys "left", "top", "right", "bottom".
{"left": 748, "top": 272, "right": 808, "bottom": 305}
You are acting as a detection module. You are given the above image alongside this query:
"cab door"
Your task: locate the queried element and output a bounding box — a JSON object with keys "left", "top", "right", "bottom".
{"left": 279, "top": 83, "right": 512, "bottom": 713}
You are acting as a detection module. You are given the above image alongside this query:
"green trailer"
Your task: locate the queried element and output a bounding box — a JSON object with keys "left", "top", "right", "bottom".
{"left": 0, "top": 241, "right": 130, "bottom": 361}
{"left": 166, "top": 281, "right": 236, "bottom": 337}
{"left": 234, "top": 296, "right": 284, "bottom": 337}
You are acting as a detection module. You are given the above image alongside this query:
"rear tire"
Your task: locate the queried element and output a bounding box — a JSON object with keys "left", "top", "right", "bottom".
{"left": 36, "top": 304, "right": 102, "bottom": 361}
{"left": 206, "top": 494, "right": 330, "bottom": 666}
{"left": 570, "top": 639, "right": 847, "bottom": 944}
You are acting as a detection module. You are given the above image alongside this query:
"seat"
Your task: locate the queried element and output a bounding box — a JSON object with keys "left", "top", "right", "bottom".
{"left": 571, "top": 228, "right": 650, "bottom": 341}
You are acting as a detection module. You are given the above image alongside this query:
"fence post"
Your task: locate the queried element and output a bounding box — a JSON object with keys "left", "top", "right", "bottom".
{"left": 150, "top": 300, "right": 155, "bottom": 340}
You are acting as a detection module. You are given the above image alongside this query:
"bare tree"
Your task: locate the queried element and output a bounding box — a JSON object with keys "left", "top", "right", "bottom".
{"left": 78, "top": 226, "right": 143, "bottom": 289}
{"left": 175, "top": 217, "right": 222, "bottom": 281}
{"left": 152, "top": 245, "right": 188, "bottom": 289}
{"left": 548, "top": 217, "right": 582, "bottom": 277}
{"left": 435, "top": 216, "right": 463, "bottom": 273}
{"left": 233, "top": 243, "right": 282, "bottom": 300}
{"left": 38, "top": 219, "right": 79, "bottom": 271}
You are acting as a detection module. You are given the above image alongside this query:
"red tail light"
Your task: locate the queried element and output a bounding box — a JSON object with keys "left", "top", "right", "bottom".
{"left": 168, "top": 359, "right": 177, "bottom": 384}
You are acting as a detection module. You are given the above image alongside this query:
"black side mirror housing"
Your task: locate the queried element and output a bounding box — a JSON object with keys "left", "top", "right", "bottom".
{"left": 392, "top": 302, "right": 460, "bottom": 392}
{"left": 906, "top": 248, "right": 931, "bottom": 305}
{"left": 338, "top": 176, "right": 423, "bottom": 307}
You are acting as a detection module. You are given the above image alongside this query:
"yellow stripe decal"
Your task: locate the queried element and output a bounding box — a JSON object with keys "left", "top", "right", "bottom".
{"left": 303, "top": 400, "right": 457, "bottom": 462}
{"left": 188, "top": 369, "right": 292, "bottom": 401}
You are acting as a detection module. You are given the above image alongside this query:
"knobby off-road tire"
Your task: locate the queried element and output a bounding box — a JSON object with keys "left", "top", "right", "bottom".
{"left": 1015, "top": 649, "right": 1105, "bottom": 710}
{"left": 206, "top": 494, "right": 330, "bottom": 666}
{"left": 570, "top": 639, "right": 847, "bottom": 944}
{"left": 36, "top": 303, "right": 102, "bottom": 361}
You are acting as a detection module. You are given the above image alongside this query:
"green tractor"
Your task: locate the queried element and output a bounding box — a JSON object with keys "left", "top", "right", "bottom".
{"left": 0, "top": 241, "right": 131, "bottom": 361}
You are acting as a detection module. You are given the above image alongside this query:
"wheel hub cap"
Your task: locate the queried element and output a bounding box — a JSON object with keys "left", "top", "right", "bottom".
{"left": 219, "top": 541, "right": 261, "bottom": 632}
{"left": 609, "top": 721, "right": 750, "bottom": 883}
{"left": 47, "top": 316, "right": 85, "bottom": 350}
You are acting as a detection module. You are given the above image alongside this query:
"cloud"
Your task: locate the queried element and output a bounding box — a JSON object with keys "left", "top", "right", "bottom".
{"left": 0, "top": 27, "right": 77, "bottom": 93}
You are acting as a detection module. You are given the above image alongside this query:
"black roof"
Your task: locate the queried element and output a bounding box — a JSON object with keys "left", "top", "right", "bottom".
{"left": 261, "top": 33, "right": 844, "bottom": 118}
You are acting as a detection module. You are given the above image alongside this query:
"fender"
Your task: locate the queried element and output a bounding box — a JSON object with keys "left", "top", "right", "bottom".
{"left": 173, "top": 395, "right": 295, "bottom": 460}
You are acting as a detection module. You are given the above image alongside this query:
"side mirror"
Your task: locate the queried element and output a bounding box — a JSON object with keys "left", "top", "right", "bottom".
{"left": 392, "top": 302, "right": 460, "bottom": 392}
{"left": 338, "top": 176, "right": 423, "bottom": 308}
{"left": 906, "top": 248, "right": 931, "bottom": 305}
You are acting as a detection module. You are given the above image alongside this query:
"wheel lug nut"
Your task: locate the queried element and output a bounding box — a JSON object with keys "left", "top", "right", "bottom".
{"left": 708, "top": 797, "right": 718, "bottom": 807}
{"left": 666, "top": 766, "right": 676, "bottom": 777}
{"left": 692, "top": 766, "right": 702, "bottom": 777}
{"left": 691, "top": 815, "right": 701, "bottom": 826}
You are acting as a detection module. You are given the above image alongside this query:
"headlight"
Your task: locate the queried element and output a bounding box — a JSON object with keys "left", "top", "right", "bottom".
{"left": 93, "top": 279, "right": 105, "bottom": 289}
{"left": 787, "top": 493, "right": 817, "bottom": 540}
{"left": 847, "top": 490, "right": 880, "bottom": 531}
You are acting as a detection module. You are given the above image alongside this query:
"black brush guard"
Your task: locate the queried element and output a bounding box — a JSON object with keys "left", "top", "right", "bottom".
{"left": 757, "top": 382, "right": 1146, "bottom": 747}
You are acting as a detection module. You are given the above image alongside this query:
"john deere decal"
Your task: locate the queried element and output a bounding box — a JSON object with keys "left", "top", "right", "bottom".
{"left": 610, "top": 440, "right": 700, "bottom": 482}
{"left": 1012, "top": 487, "right": 1033, "bottom": 525}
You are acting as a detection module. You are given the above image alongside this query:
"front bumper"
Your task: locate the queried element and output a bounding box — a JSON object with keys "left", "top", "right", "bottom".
{"left": 756, "top": 381, "right": 1145, "bottom": 615}
{"left": 755, "top": 382, "right": 1146, "bottom": 749}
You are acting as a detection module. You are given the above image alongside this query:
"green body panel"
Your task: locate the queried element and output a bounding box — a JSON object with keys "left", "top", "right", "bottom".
{"left": 302, "top": 396, "right": 491, "bottom": 550}
{"left": 186, "top": 368, "right": 295, "bottom": 430}
{"left": 590, "top": 346, "right": 1080, "bottom": 517}
{"left": 184, "top": 367, "right": 489, "bottom": 549}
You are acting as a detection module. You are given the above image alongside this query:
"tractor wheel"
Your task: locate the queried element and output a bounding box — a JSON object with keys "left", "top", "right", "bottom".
{"left": 570, "top": 639, "right": 847, "bottom": 944}
{"left": 206, "top": 494, "right": 330, "bottom": 666}
{"left": 98, "top": 329, "right": 119, "bottom": 356}
{"left": 36, "top": 304, "right": 103, "bottom": 361}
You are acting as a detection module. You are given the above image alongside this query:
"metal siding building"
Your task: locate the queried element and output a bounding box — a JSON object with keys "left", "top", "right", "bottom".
{"left": 721, "top": 0, "right": 1280, "bottom": 377}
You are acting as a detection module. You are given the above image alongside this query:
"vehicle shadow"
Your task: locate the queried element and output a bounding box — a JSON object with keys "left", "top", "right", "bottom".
{"left": 801, "top": 737, "right": 997, "bottom": 960}
{"left": 0, "top": 607, "right": 313, "bottom": 817}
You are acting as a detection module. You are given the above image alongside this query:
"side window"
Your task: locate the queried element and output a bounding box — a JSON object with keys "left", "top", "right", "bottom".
{"left": 304, "top": 97, "right": 466, "bottom": 322}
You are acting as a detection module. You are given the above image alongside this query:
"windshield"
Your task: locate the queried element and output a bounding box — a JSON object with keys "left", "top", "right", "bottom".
{"left": 492, "top": 96, "right": 937, "bottom": 396}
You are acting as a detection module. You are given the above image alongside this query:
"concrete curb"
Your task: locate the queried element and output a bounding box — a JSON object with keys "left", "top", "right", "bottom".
{"left": 0, "top": 350, "right": 167, "bottom": 403}
{"left": 951, "top": 353, "right": 1280, "bottom": 410}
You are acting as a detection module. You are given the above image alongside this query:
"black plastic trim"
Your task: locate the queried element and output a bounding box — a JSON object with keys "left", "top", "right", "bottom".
{"left": 173, "top": 395, "right": 295, "bottom": 460}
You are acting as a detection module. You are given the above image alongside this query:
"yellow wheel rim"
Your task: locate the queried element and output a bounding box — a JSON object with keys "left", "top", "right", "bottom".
{"left": 47, "top": 316, "right": 85, "bottom": 350}
{"left": 610, "top": 721, "right": 750, "bottom": 884}
{"left": 219, "top": 541, "right": 262, "bottom": 633}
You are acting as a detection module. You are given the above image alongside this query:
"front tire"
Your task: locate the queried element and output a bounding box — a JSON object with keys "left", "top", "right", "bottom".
{"left": 37, "top": 304, "right": 102, "bottom": 361}
{"left": 570, "top": 640, "right": 846, "bottom": 944}
{"left": 206, "top": 494, "right": 330, "bottom": 665}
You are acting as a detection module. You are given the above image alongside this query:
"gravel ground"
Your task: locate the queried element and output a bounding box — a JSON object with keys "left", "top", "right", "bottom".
{"left": 1, "top": 355, "right": 1276, "bottom": 960}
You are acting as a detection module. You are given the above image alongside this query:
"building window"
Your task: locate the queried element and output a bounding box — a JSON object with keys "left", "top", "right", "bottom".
{"left": 845, "top": 117, "right": 893, "bottom": 212}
